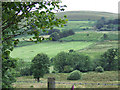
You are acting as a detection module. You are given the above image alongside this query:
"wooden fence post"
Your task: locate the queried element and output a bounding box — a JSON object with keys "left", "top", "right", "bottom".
{"left": 48, "top": 77, "right": 55, "bottom": 90}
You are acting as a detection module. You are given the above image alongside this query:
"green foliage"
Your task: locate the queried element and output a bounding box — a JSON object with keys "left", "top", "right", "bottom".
{"left": 49, "top": 29, "right": 75, "bottom": 41}
{"left": 30, "top": 85, "right": 34, "bottom": 88}
{"left": 99, "top": 48, "right": 118, "bottom": 71}
{"left": 59, "top": 30, "right": 75, "bottom": 38}
{"left": 16, "top": 60, "right": 32, "bottom": 76}
{"left": 2, "top": 58, "right": 17, "bottom": 88}
{"left": 31, "top": 53, "right": 50, "bottom": 82}
{"left": 54, "top": 51, "right": 93, "bottom": 73}
{"left": 95, "top": 66, "right": 104, "bottom": 72}
{"left": 48, "top": 29, "right": 60, "bottom": 35}
{"left": 2, "top": 68, "right": 18, "bottom": 88}
{"left": 67, "top": 70, "right": 82, "bottom": 80}
{"left": 2, "top": 1, "right": 67, "bottom": 88}
{"left": 53, "top": 52, "right": 68, "bottom": 73}
{"left": 69, "top": 49, "right": 75, "bottom": 53}
{"left": 50, "top": 32, "right": 60, "bottom": 41}
{"left": 95, "top": 17, "right": 118, "bottom": 31}
{"left": 64, "top": 65, "right": 73, "bottom": 73}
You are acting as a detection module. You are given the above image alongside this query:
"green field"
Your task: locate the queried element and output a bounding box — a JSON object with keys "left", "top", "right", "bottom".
{"left": 61, "top": 32, "right": 103, "bottom": 41}
{"left": 60, "top": 31, "right": 118, "bottom": 41}
{"left": 78, "top": 41, "right": 118, "bottom": 60}
{"left": 11, "top": 41, "right": 93, "bottom": 61}
{"left": 55, "top": 21, "right": 95, "bottom": 32}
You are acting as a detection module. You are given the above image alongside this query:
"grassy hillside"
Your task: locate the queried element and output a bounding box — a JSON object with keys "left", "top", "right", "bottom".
{"left": 56, "top": 11, "right": 118, "bottom": 21}
{"left": 60, "top": 31, "right": 118, "bottom": 41}
{"left": 79, "top": 41, "right": 118, "bottom": 60}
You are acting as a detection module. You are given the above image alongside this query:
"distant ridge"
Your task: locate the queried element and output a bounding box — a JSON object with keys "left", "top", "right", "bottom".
{"left": 56, "top": 11, "right": 118, "bottom": 21}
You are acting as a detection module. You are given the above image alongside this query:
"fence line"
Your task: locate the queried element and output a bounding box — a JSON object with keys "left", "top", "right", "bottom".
{"left": 15, "top": 81, "right": 120, "bottom": 86}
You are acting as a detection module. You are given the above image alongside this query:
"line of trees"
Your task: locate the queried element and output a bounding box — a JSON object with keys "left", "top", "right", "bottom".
{"left": 53, "top": 48, "right": 119, "bottom": 73}
{"left": 95, "top": 17, "right": 119, "bottom": 31}
{"left": 50, "top": 29, "right": 75, "bottom": 41}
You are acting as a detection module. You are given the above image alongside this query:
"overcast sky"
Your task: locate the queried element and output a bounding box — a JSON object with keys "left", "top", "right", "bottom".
{"left": 61, "top": 0, "right": 119, "bottom": 13}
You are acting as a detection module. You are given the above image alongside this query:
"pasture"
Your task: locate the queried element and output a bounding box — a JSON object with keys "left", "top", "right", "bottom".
{"left": 60, "top": 31, "right": 118, "bottom": 41}
{"left": 12, "top": 71, "right": 119, "bottom": 88}
{"left": 10, "top": 41, "right": 93, "bottom": 61}
{"left": 78, "top": 41, "right": 118, "bottom": 60}
{"left": 55, "top": 21, "right": 95, "bottom": 32}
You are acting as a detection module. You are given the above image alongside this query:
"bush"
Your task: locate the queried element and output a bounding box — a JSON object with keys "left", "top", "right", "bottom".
{"left": 67, "top": 70, "right": 82, "bottom": 80}
{"left": 52, "top": 70, "right": 56, "bottom": 73}
{"left": 48, "top": 29, "right": 60, "bottom": 35}
{"left": 95, "top": 66, "right": 104, "bottom": 72}
{"left": 69, "top": 49, "right": 74, "bottom": 53}
{"left": 50, "top": 32, "right": 60, "bottom": 41}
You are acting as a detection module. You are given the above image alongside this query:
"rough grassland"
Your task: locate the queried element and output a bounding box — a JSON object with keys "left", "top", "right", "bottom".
{"left": 56, "top": 11, "right": 117, "bottom": 21}
{"left": 10, "top": 41, "right": 93, "bottom": 61}
{"left": 13, "top": 71, "right": 119, "bottom": 88}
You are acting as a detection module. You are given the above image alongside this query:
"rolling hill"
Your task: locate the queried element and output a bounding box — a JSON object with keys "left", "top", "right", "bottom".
{"left": 56, "top": 11, "right": 118, "bottom": 21}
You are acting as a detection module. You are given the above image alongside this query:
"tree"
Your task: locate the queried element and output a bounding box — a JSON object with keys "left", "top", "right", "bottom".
{"left": 54, "top": 52, "right": 68, "bottom": 73}
{"left": 99, "top": 48, "right": 118, "bottom": 71}
{"left": 48, "top": 29, "right": 60, "bottom": 35}
{"left": 95, "top": 17, "right": 106, "bottom": 30}
{"left": 2, "top": 1, "right": 67, "bottom": 88}
{"left": 31, "top": 53, "right": 50, "bottom": 82}
{"left": 54, "top": 51, "right": 93, "bottom": 73}
{"left": 50, "top": 32, "right": 60, "bottom": 41}
{"left": 68, "top": 29, "right": 75, "bottom": 35}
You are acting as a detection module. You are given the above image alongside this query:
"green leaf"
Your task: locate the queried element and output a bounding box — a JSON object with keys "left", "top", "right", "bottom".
{"left": 64, "top": 15, "right": 67, "bottom": 18}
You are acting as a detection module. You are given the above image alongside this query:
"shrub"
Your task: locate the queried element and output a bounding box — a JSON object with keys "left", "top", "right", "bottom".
{"left": 50, "top": 32, "right": 60, "bottom": 41}
{"left": 30, "top": 85, "right": 34, "bottom": 88}
{"left": 69, "top": 49, "right": 74, "bottom": 53}
{"left": 48, "top": 29, "right": 60, "bottom": 35}
{"left": 67, "top": 70, "right": 82, "bottom": 80}
{"left": 95, "top": 66, "right": 104, "bottom": 72}
{"left": 52, "top": 70, "right": 56, "bottom": 73}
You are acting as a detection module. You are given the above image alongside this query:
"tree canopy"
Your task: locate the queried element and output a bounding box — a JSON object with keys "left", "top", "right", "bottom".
{"left": 31, "top": 53, "right": 50, "bottom": 82}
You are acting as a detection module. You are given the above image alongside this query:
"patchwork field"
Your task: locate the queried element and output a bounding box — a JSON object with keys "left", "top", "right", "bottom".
{"left": 55, "top": 21, "right": 95, "bottom": 32}
{"left": 10, "top": 41, "right": 94, "bottom": 61}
